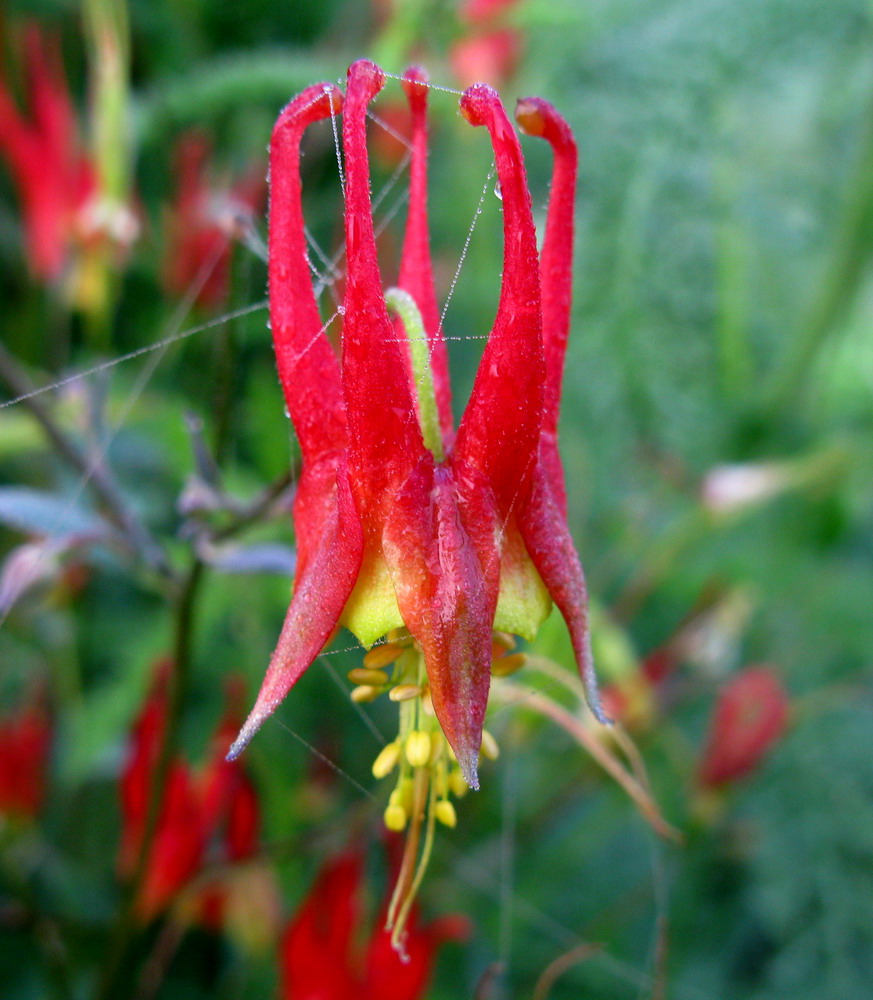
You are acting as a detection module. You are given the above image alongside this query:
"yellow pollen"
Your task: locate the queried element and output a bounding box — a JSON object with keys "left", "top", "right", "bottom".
{"left": 435, "top": 800, "right": 457, "bottom": 828}
{"left": 390, "top": 684, "right": 424, "bottom": 702}
{"left": 449, "top": 769, "right": 468, "bottom": 798}
{"left": 491, "top": 652, "right": 527, "bottom": 677}
{"left": 480, "top": 729, "right": 500, "bottom": 761}
{"left": 384, "top": 802, "right": 408, "bottom": 831}
{"left": 350, "top": 685, "right": 381, "bottom": 703}
{"left": 347, "top": 667, "right": 390, "bottom": 686}
{"left": 363, "top": 643, "right": 406, "bottom": 669}
{"left": 492, "top": 632, "right": 517, "bottom": 656}
{"left": 428, "top": 730, "right": 444, "bottom": 764}
{"left": 405, "top": 730, "right": 432, "bottom": 768}
{"left": 371, "top": 741, "right": 402, "bottom": 779}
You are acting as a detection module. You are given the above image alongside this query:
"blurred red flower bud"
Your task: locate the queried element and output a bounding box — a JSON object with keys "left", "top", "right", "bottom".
{"left": 0, "top": 697, "right": 51, "bottom": 820}
{"left": 698, "top": 667, "right": 790, "bottom": 788}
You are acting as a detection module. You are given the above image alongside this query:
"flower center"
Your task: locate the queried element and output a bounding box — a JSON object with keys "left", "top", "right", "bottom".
{"left": 349, "top": 629, "right": 527, "bottom": 956}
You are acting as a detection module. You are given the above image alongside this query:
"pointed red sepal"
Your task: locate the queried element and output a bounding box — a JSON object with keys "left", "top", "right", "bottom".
{"left": 341, "top": 60, "right": 427, "bottom": 516}
{"left": 383, "top": 461, "right": 499, "bottom": 788}
{"left": 454, "top": 83, "right": 545, "bottom": 514}
{"left": 228, "top": 464, "right": 363, "bottom": 760}
{"left": 269, "top": 82, "right": 347, "bottom": 465}
{"left": 516, "top": 96, "right": 577, "bottom": 515}
{"left": 518, "top": 472, "right": 609, "bottom": 724}
{"left": 398, "top": 65, "right": 454, "bottom": 451}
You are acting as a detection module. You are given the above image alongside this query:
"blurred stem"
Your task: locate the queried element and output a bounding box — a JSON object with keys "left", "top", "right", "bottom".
{"left": 371, "top": 0, "right": 430, "bottom": 70}
{"left": 609, "top": 148, "right": 662, "bottom": 444}
{"left": 0, "top": 842, "right": 73, "bottom": 1000}
{"left": 0, "top": 343, "right": 171, "bottom": 580}
{"left": 211, "top": 246, "right": 244, "bottom": 462}
{"left": 612, "top": 510, "right": 710, "bottom": 622}
{"left": 92, "top": 558, "right": 205, "bottom": 1000}
{"left": 713, "top": 147, "right": 752, "bottom": 400}
{"left": 765, "top": 66, "right": 873, "bottom": 413}
{"left": 134, "top": 51, "right": 339, "bottom": 146}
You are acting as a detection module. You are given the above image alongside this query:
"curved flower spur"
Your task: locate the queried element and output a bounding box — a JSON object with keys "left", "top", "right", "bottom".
{"left": 228, "top": 58, "right": 608, "bottom": 943}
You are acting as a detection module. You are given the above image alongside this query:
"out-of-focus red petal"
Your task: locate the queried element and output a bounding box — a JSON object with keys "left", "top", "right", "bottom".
{"left": 119, "top": 662, "right": 172, "bottom": 873}
{"left": 454, "top": 83, "right": 545, "bottom": 516}
{"left": 228, "top": 463, "right": 363, "bottom": 759}
{"left": 0, "top": 700, "right": 51, "bottom": 818}
{"left": 518, "top": 472, "right": 609, "bottom": 724}
{"left": 698, "top": 667, "right": 790, "bottom": 787}
{"left": 397, "top": 66, "right": 454, "bottom": 450}
{"left": 137, "top": 762, "right": 207, "bottom": 920}
{"left": 280, "top": 853, "right": 363, "bottom": 999}
{"left": 25, "top": 27, "right": 75, "bottom": 172}
{"left": 341, "top": 60, "right": 426, "bottom": 512}
{"left": 460, "top": 0, "right": 523, "bottom": 25}
{"left": 269, "top": 82, "right": 347, "bottom": 464}
{"left": 515, "top": 96, "right": 577, "bottom": 515}
{"left": 450, "top": 29, "right": 523, "bottom": 90}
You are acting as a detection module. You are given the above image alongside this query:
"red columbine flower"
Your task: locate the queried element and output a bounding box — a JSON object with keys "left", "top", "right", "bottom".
{"left": 0, "top": 695, "right": 50, "bottom": 821}
{"left": 0, "top": 25, "right": 95, "bottom": 282}
{"left": 229, "top": 59, "right": 605, "bottom": 791}
{"left": 280, "top": 849, "right": 467, "bottom": 1000}
{"left": 162, "top": 131, "right": 264, "bottom": 309}
{"left": 698, "top": 666, "right": 790, "bottom": 788}
{"left": 119, "top": 666, "right": 265, "bottom": 922}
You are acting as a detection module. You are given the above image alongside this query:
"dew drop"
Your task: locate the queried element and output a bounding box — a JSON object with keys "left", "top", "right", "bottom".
{"left": 493, "top": 180, "right": 503, "bottom": 201}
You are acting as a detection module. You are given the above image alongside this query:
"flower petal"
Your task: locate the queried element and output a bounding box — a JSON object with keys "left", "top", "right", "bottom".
{"left": 454, "top": 83, "right": 545, "bottom": 514}
{"left": 398, "top": 66, "right": 454, "bottom": 450}
{"left": 341, "top": 60, "right": 426, "bottom": 510}
{"left": 515, "top": 96, "right": 577, "bottom": 514}
{"left": 518, "top": 469, "right": 609, "bottom": 724}
{"left": 228, "top": 463, "right": 363, "bottom": 759}
{"left": 269, "top": 82, "right": 347, "bottom": 464}
{"left": 383, "top": 460, "right": 499, "bottom": 789}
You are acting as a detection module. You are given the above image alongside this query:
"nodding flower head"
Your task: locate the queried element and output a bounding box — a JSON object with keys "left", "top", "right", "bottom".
{"left": 229, "top": 60, "right": 607, "bottom": 795}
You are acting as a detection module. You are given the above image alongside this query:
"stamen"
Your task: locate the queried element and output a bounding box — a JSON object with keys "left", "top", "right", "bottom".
{"left": 354, "top": 634, "right": 504, "bottom": 954}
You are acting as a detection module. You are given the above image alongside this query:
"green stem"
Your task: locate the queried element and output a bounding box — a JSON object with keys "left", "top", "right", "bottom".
{"left": 92, "top": 559, "right": 204, "bottom": 1000}
{"left": 765, "top": 71, "right": 873, "bottom": 413}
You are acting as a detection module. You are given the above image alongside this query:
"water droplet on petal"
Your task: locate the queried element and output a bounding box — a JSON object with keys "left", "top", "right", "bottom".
{"left": 493, "top": 180, "right": 503, "bottom": 201}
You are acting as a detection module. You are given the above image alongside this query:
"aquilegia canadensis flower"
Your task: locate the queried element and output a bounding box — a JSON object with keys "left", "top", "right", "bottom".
{"left": 229, "top": 58, "right": 606, "bottom": 947}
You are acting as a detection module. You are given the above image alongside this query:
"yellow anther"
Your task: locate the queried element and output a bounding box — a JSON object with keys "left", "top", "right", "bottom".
{"left": 420, "top": 689, "right": 435, "bottom": 716}
{"left": 371, "top": 741, "right": 402, "bottom": 779}
{"left": 398, "top": 776, "right": 415, "bottom": 814}
{"left": 351, "top": 685, "right": 381, "bottom": 703}
{"left": 405, "top": 730, "right": 432, "bottom": 768}
{"left": 480, "top": 729, "right": 500, "bottom": 761}
{"left": 449, "top": 769, "right": 469, "bottom": 798}
{"left": 348, "top": 667, "right": 390, "bottom": 686}
{"left": 492, "top": 631, "right": 517, "bottom": 657}
{"left": 429, "top": 730, "right": 444, "bottom": 764}
{"left": 491, "top": 652, "right": 527, "bottom": 677}
{"left": 384, "top": 796, "right": 408, "bottom": 831}
{"left": 389, "top": 684, "right": 424, "bottom": 702}
{"left": 363, "top": 643, "right": 405, "bottom": 670}
{"left": 435, "top": 800, "right": 457, "bottom": 828}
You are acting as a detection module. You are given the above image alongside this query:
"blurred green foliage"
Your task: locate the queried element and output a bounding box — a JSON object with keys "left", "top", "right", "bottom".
{"left": 1, "top": 0, "right": 872, "bottom": 998}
